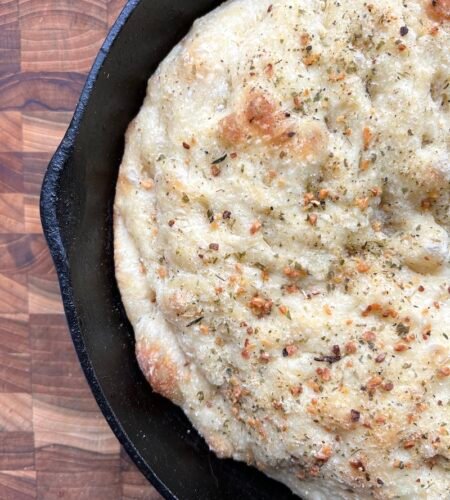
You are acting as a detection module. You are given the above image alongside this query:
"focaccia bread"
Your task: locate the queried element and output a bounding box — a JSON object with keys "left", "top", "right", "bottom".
{"left": 114, "top": 1, "right": 450, "bottom": 498}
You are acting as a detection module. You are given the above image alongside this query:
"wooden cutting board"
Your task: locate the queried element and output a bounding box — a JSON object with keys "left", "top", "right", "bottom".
{"left": 0, "top": 1, "right": 161, "bottom": 498}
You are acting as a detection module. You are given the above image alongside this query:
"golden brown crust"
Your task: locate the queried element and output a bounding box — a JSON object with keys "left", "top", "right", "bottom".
{"left": 245, "top": 91, "right": 279, "bottom": 135}
{"left": 218, "top": 89, "right": 328, "bottom": 162}
{"left": 135, "top": 340, "right": 184, "bottom": 405}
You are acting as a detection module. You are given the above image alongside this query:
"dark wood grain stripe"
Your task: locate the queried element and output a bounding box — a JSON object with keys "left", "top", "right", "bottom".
{"left": 0, "top": 72, "right": 87, "bottom": 112}
{"left": 0, "top": 235, "right": 49, "bottom": 274}
{"left": 0, "top": 471, "right": 36, "bottom": 500}
{"left": 0, "top": 1, "right": 19, "bottom": 30}
{"left": 0, "top": 153, "right": 23, "bottom": 192}
{"left": 0, "top": 432, "right": 35, "bottom": 470}
{"left": 0, "top": 31, "right": 20, "bottom": 75}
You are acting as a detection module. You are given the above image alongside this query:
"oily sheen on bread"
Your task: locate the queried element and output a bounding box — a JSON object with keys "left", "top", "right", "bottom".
{"left": 114, "top": 1, "right": 450, "bottom": 498}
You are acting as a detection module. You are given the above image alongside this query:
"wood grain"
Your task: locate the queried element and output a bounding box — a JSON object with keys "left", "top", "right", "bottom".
{"left": 0, "top": 353, "right": 31, "bottom": 393}
{"left": 33, "top": 395, "right": 121, "bottom": 454}
{"left": 0, "top": 153, "right": 23, "bottom": 192}
{"left": 0, "top": 432, "right": 35, "bottom": 471}
{"left": 0, "top": 2, "right": 19, "bottom": 30}
{"left": 35, "top": 444, "right": 120, "bottom": 473}
{"left": 36, "top": 471, "right": 120, "bottom": 500}
{"left": 21, "top": 30, "right": 107, "bottom": 73}
{"left": 0, "top": 1, "right": 162, "bottom": 497}
{"left": 0, "top": 394, "right": 32, "bottom": 431}
{"left": 23, "top": 153, "right": 49, "bottom": 195}
{"left": 24, "top": 194, "right": 41, "bottom": 234}
{"left": 0, "top": 112, "right": 22, "bottom": 151}
{"left": 0, "top": 274, "right": 28, "bottom": 314}
{"left": 0, "top": 30, "right": 20, "bottom": 74}
{"left": 30, "top": 315, "right": 93, "bottom": 398}
{"left": 0, "top": 235, "right": 49, "bottom": 274}
{"left": 0, "top": 72, "right": 87, "bottom": 111}
{"left": 22, "top": 111, "right": 72, "bottom": 153}
{"left": 0, "top": 471, "right": 36, "bottom": 500}
{"left": 0, "top": 315, "right": 29, "bottom": 354}
{"left": 18, "top": 0, "right": 108, "bottom": 30}
{"left": 0, "top": 193, "right": 25, "bottom": 233}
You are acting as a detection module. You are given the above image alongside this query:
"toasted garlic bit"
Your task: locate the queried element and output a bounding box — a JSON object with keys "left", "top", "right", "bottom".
{"left": 140, "top": 179, "right": 154, "bottom": 190}
{"left": 250, "top": 221, "right": 262, "bottom": 235}
{"left": 249, "top": 296, "right": 273, "bottom": 317}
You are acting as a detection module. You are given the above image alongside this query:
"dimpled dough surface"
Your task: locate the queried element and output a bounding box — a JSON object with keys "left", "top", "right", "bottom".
{"left": 114, "top": 1, "right": 450, "bottom": 498}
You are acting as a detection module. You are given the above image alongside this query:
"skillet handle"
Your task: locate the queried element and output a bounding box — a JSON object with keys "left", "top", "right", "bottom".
{"left": 40, "top": 133, "right": 74, "bottom": 270}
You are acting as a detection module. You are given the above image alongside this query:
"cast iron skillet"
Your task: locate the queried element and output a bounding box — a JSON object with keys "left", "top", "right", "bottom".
{"left": 40, "top": 1, "right": 297, "bottom": 498}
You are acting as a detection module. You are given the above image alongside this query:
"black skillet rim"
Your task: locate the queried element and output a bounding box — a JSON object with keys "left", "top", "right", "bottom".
{"left": 39, "top": 1, "right": 175, "bottom": 498}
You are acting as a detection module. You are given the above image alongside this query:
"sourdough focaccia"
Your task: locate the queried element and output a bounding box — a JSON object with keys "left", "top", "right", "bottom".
{"left": 114, "top": 1, "right": 450, "bottom": 498}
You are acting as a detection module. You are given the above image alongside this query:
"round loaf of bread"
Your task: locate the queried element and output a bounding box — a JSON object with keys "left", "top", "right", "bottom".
{"left": 114, "top": 1, "right": 450, "bottom": 498}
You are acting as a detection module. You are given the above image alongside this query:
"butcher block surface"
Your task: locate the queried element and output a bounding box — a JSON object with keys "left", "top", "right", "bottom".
{"left": 0, "top": 1, "right": 161, "bottom": 498}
